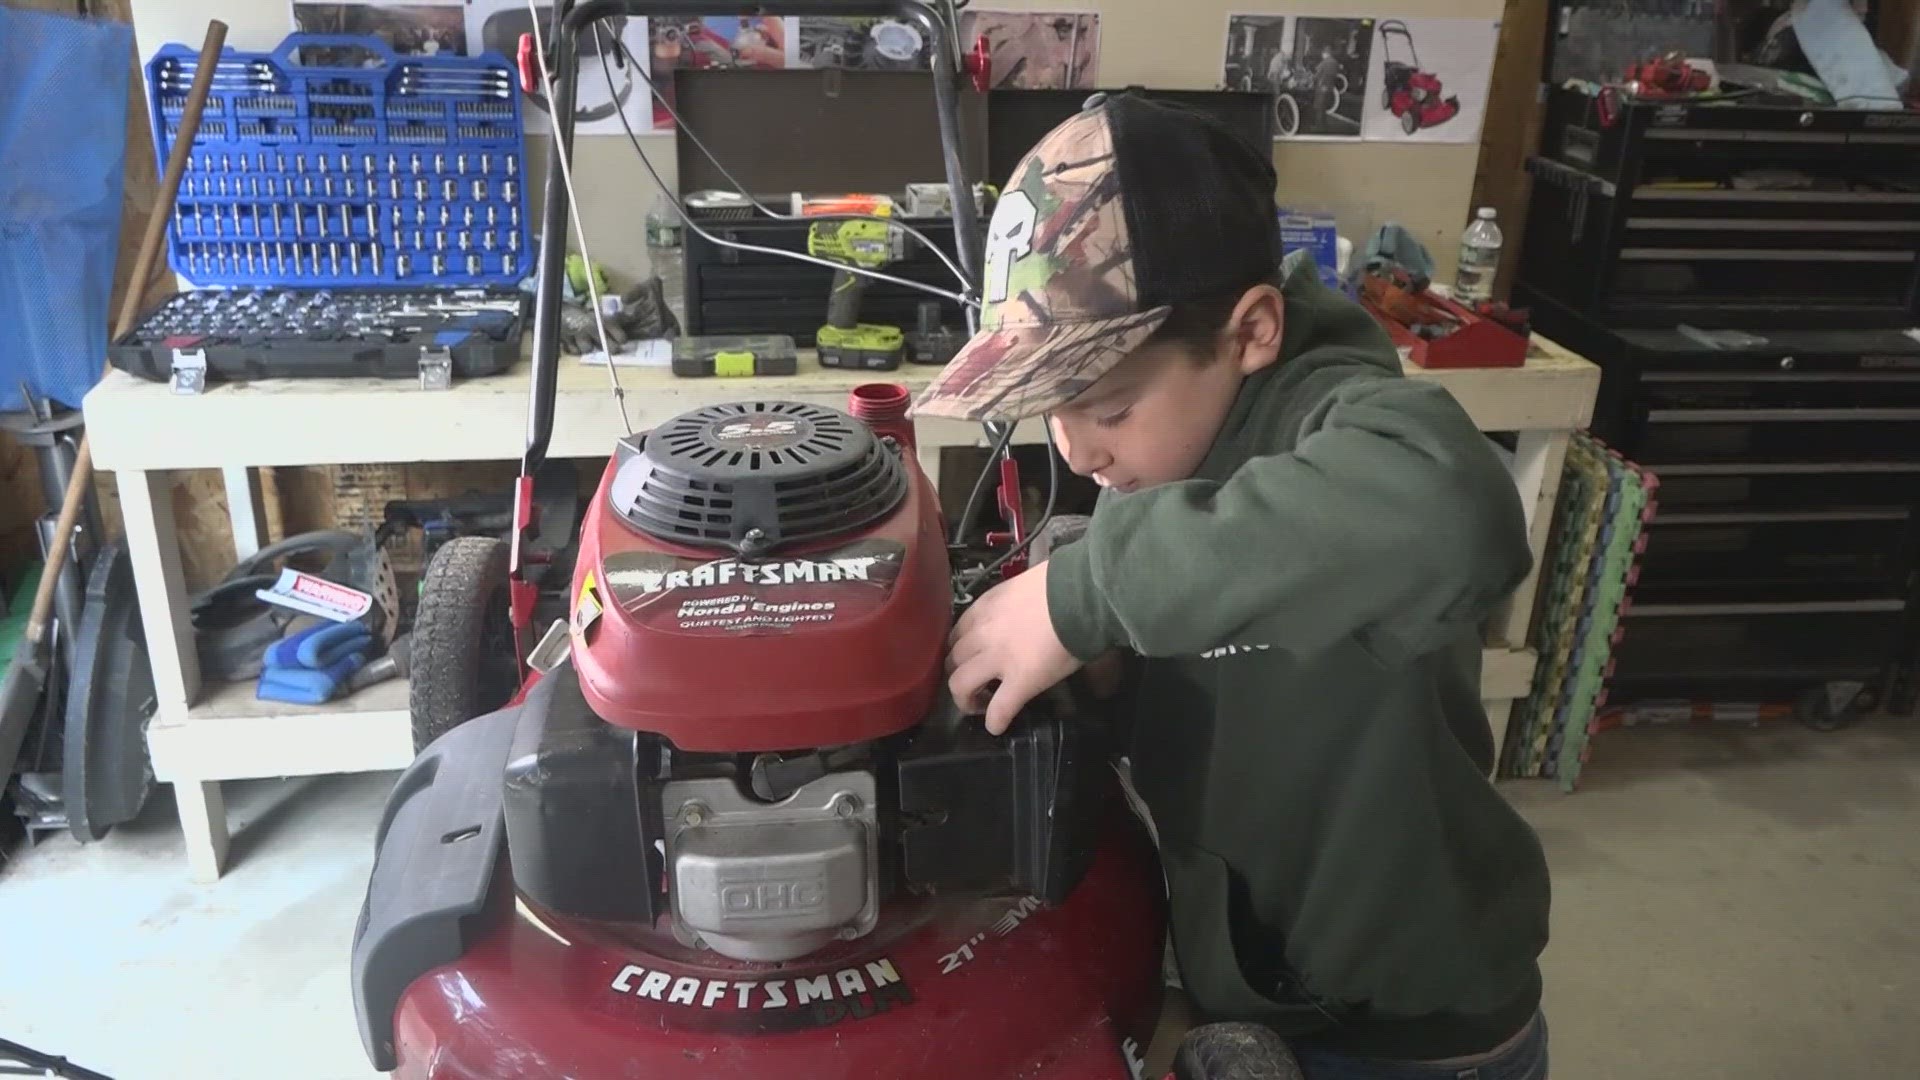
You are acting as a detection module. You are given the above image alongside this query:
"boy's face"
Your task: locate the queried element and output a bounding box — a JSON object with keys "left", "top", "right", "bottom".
{"left": 1047, "top": 285, "right": 1286, "bottom": 493}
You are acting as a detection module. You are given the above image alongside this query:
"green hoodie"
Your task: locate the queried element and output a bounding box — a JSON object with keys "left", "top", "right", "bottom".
{"left": 1045, "top": 268, "right": 1550, "bottom": 1060}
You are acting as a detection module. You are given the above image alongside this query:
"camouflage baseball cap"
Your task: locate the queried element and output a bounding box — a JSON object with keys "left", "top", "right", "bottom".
{"left": 913, "top": 92, "right": 1281, "bottom": 421}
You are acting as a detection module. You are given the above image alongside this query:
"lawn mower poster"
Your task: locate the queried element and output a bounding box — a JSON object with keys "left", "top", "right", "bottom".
{"left": 1219, "top": 13, "right": 1497, "bottom": 144}
{"left": 1361, "top": 16, "right": 1498, "bottom": 143}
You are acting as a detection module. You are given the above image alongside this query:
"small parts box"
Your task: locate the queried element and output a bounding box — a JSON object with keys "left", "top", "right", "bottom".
{"left": 670, "top": 335, "right": 800, "bottom": 378}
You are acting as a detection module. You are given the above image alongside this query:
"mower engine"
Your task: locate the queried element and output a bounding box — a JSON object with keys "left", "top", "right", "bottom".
{"left": 351, "top": 388, "right": 1166, "bottom": 1079}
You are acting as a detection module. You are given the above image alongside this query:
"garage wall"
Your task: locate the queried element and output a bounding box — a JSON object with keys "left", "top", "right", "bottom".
{"left": 126, "top": 0, "right": 1503, "bottom": 282}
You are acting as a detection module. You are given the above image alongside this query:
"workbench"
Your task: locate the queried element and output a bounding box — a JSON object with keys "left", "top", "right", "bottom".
{"left": 83, "top": 338, "right": 1598, "bottom": 880}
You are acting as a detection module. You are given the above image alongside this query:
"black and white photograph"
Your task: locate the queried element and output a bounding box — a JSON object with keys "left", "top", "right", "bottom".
{"left": 290, "top": 3, "right": 465, "bottom": 65}
{"left": 795, "top": 16, "right": 931, "bottom": 70}
{"left": 1221, "top": 13, "right": 1288, "bottom": 96}
{"left": 1286, "top": 16, "right": 1372, "bottom": 138}
{"left": 1224, "top": 13, "right": 1371, "bottom": 140}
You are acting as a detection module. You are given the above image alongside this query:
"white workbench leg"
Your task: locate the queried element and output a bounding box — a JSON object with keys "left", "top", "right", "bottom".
{"left": 172, "top": 780, "right": 231, "bottom": 883}
{"left": 1484, "top": 698, "right": 1514, "bottom": 779}
{"left": 118, "top": 470, "right": 226, "bottom": 880}
{"left": 222, "top": 466, "right": 266, "bottom": 560}
{"left": 1493, "top": 431, "right": 1571, "bottom": 651}
{"left": 917, "top": 440, "right": 945, "bottom": 492}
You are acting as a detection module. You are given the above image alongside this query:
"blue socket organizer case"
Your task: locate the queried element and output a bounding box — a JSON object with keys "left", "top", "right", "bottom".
{"left": 145, "top": 33, "right": 533, "bottom": 289}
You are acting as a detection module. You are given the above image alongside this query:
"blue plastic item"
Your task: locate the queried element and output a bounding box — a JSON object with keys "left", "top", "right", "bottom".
{"left": 0, "top": 8, "right": 131, "bottom": 412}
{"left": 144, "top": 33, "right": 531, "bottom": 290}
{"left": 258, "top": 620, "right": 373, "bottom": 703}
{"left": 258, "top": 650, "right": 370, "bottom": 705}
{"left": 263, "top": 620, "right": 371, "bottom": 670}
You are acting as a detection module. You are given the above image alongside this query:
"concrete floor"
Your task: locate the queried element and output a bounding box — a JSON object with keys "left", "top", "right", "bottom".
{"left": 3, "top": 721, "right": 1918, "bottom": 1080}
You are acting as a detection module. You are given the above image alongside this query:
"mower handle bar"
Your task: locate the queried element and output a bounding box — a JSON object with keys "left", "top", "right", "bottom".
{"left": 522, "top": 0, "right": 984, "bottom": 476}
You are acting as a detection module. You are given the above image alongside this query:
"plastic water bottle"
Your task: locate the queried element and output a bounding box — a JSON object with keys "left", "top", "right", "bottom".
{"left": 1453, "top": 207, "right": 1502, "bottom": 306}
{"left": 645, "top": 193, "right": 686, "bottom": 328}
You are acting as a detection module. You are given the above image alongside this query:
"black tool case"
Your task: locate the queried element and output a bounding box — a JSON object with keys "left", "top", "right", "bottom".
{"left": 109, "top": 288, "right": 527, "bottom": 382}
{"left": 1520, "top": 288, "right": 1920, "bottom": 713}
{"left": 684, "top": 216, "right": 968, "bottom": 345}
{"left": 1517, "top": 86, "right": 1920, "bottom": 330}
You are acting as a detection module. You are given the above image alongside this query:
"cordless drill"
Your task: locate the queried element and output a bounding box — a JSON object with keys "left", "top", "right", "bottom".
{"left": 807, "top": 219, "right": 906, "bottom": 370}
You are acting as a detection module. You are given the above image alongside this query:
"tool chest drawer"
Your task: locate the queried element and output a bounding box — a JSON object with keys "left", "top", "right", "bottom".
{"left": 1639, "top": 509, "right": 1914, "bottom": 591}
{"left": 1632, "top": 408, "right": 1920, "bottom": 468}
{"left": 1611, "top": 601, "right": 1909, "bottom": 691}
{"left": 1654, "top": 470, "right": 1920, "bottom": 511}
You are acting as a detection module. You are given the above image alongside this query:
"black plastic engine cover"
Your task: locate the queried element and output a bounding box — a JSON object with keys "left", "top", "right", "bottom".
{"left": 894, "top": 692, "right": 1111, "bottom": 905}
{"left": 503, "top": 659, "right": 666, "bottom": 924}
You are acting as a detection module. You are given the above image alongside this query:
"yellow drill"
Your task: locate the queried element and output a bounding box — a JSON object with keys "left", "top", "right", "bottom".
{"left": 807, "top": 219, "right": 905, "bottom": 370}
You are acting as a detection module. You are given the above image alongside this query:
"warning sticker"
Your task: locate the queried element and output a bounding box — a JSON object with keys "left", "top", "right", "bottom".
{"left": 573, "top": 570, "right": 603, "bottom": 633}
{"left": 601, "top": 540, "right": 906, "bottom": 636}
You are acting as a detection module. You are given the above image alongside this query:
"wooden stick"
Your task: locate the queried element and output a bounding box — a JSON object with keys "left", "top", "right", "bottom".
{"left": 22, "top": 19, "right": 229, "bottom": 650}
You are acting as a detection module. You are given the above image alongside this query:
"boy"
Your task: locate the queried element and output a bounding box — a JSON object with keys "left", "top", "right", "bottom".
{"left": 913, "top": 94, "right": 1552, "bottom": 1077}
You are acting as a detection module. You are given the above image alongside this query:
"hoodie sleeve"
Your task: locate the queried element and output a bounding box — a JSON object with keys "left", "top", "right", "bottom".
{"left": 1046, "top": 364, "right": 1532, "bottom": 665}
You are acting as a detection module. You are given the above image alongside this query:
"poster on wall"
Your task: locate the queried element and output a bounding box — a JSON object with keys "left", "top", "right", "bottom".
{"left": 958, "top": 10, "right": 1100, "bottom": 90}
{"left": 646, "top": 15, "right": 792, "bottom": 130}
{"left": 793, "top": 16, "right": 932, "bottom": 70}
{"left": 1221, "top": 13, "right": 1373, "bottom": 140}
{"left": 1359, "top": 17, "right": 1499, "bottom": 144}
{"left": 290, "top": 3, "right": 467, "bottom": 64}
{"left": 461, "top": 2, "right": 654, "bottom": 136}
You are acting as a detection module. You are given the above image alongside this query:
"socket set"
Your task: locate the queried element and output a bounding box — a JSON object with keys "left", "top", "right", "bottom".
{"left": 109, "top": 288, "right": 527, "bottom": 388}
{"left": 146, "top": 33, "right": 531, "bottom": 289}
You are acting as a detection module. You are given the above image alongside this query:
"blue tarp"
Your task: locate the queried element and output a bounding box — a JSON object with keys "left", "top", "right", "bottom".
{"left": 0, "top": 8, "right": 132, "bottom": 412}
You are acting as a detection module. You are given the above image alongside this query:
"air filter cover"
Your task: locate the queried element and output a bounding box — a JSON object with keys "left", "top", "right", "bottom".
{"left": 609, "top": 401, "right": 908, "bottom": 555}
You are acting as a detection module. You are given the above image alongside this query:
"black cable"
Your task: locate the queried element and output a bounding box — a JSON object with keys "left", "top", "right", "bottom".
{"left": 953, "top": 420, "right": 1016, "bottom": 547}
{"left": 964, "top": 418, "right": 1058, "bottom": 592}
{"left": 590, "top": 21, "right": 975, "bottom": 306}
{"left": 599, "top": 28, "right": 972, "bottom": 291}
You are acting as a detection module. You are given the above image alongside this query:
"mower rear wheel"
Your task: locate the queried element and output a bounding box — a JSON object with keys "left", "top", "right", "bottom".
{"left": 1173, "top": 1023, "right": 1305, "bottom": 1080}
{"left": 409, "top": 536, "right": 519, "bottom": 752}
{"left": 1401, "top": 109, "right": 1420, "bottom": 135}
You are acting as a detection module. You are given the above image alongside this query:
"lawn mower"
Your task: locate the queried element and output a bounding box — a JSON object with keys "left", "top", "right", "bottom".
{"left": 1376, "top": 20, "right": 1459, "bottom": 136}
{"left": 350, "top": 2, "right": 1307, "bottom": 1078}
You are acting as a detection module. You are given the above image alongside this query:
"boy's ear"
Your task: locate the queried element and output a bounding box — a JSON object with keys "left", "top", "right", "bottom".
{"left": 1227, "top": 283, "right": 1286, "bottom": 376}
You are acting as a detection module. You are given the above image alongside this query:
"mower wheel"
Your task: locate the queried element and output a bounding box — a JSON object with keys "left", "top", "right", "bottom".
{"left": 1381, "top": 83, "right": 1392, "bottom": 110}
{"left": 409, "top": 536, "right": 519, "bottom": 752}
{"left": 1173, "top": 1023, "right": 1305, "bottom": 1080}
{"left": 1401, "top": 109, "right": 1420, "bottom": 136}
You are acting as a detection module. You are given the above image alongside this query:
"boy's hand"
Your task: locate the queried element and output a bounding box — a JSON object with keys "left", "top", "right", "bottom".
{"left": 946, "top": 562, "right": 1085, "bottom": 735}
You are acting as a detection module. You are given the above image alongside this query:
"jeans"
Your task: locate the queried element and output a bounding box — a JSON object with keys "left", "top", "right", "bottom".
{"left": 1291, "top": 1011, "right": 1548, "bottom": 1080}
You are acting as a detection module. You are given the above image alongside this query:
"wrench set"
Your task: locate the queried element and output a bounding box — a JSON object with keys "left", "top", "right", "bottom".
{"left": 115, "top": 33, "right": 533, "bottom": 386}
{"left": 145, "top": 33, "right": 529, "bottom": 289}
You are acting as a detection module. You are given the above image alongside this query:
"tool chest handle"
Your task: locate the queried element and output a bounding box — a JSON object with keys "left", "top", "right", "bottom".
{"left": 273, "top": 32, "right": 403, "bottom": 69}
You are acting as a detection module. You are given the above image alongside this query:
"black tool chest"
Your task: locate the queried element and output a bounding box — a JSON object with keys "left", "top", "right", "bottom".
{"left": 1519, "top": 86, "right": 1920, "bottom": 330}
{"left": 1516, "top": 90, "right": 1920, "bottom": 717}
{"left": 1520, "top": 289, "right": 1920, "bottom": 715}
